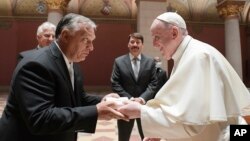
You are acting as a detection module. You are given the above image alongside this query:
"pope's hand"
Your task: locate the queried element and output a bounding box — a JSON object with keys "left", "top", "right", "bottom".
{"left": 96, "top": 101, "right": 129, "bottom": 121}
{"left": 118, "top": 100, "right": 141, "bottom": 119}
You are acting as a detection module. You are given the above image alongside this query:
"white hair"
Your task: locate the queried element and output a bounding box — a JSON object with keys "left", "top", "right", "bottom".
{"left": 162, "top": 21, "right": 188, "bottom": 36}
{"left": 36, "top": 22, "right": 56, "bottom": 36}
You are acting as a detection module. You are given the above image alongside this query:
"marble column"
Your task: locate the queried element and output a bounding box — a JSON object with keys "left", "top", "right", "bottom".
{"left": 45, "top": 0, "right": 71, "bottom": 26}
{"left": 136, "top": 0, "right": 167, "bottom": 70}
{"left": 217, "top": 0, "right": 245, "bottom": 79}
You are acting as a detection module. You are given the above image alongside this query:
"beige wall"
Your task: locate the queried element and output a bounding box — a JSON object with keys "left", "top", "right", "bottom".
{"left": 137, "top": 0, "right": 168, "bottom": 71}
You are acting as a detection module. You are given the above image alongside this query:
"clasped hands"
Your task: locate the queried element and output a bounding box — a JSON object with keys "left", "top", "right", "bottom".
{"left": 97, "top": 95, "right": 161, "bottom": 141}
{"left": 97, "top": 93, "right": 142, "bottom": 121}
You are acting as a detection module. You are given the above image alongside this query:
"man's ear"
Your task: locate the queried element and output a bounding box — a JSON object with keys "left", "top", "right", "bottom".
{"left": 60, "top": 29, "right": 70, "bottom": 42}
{"left": 36, "top": 35, "right": 41, "bottom": 41}
{"left": 172, "top": 26, "right": 179, "bottom": 39}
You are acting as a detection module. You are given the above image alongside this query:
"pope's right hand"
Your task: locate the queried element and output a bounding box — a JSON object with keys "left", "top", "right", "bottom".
{"left": 96, "top": 101, "right": 129, "bottom": 121}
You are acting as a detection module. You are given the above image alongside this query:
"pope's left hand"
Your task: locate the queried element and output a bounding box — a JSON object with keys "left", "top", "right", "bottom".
{"left": 118, "top": 100, "right": 141, "bottom": 119}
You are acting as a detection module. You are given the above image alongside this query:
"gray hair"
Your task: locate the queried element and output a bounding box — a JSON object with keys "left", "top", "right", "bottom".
{"left": 36, "top": 22, "right": 56, "bottom": 36}
{"left": 162, "top": 21, "right": 188, "bottom": 36}
{"left": 55, "top": 13, "right": 97, "bottom": 38}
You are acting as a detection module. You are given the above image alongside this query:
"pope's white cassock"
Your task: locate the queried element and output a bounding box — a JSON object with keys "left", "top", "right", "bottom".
{"left": 141, "top": 35, "right": 250, "bottom": 141}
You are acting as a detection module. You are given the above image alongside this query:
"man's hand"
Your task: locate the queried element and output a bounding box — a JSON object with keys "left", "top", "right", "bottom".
{"left": 102, "top": 93, "right": 120, "bottom": 101}
{"left": 118, "top": 100, "right": 141, "bottom": 119}
{"left": 105, "top": 97, "right": 129, "bottom": 109}
{"left": 130, "top": 97, "right": 145, "bottom": 104}
{"left": 96, "top": 101, "right": 129, "bottom": 121}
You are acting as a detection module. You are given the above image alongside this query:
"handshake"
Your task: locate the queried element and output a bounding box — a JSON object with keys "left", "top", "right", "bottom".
{"left": 105, "top": 97, "right": 129, "bottom": 109}
{"left": 96, "top": 93, "right": 142, "bottom": 121}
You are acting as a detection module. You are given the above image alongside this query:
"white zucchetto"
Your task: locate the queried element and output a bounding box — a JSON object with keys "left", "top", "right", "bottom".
{"left": 157, "top": 12, "right": 186, "bottom": 29}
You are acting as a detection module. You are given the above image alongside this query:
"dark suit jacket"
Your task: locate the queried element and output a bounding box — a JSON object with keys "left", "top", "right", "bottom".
{"left": 17, "top": 48, "right": 37, "bottom": 62}
{"left": 0, "top": 42, "right": 102, "bottom": 141}
{"left": 111, "top": 54, "right": 158, "bottom": 101}
{"left": 155, "top": 67, "right": 168, "bottom": 93}
{"left": 17, "top": 46, "right": 42, "bottom": 63}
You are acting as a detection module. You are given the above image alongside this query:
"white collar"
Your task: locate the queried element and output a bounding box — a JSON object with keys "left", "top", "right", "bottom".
{"left": 129, "top": 53, "right": 141, "bottom": 61}
{"left": 54, "top": 41, "right": 73, "bottom": 70}
{"left": 172, "top": 35, "right": 192, "bottom": 64}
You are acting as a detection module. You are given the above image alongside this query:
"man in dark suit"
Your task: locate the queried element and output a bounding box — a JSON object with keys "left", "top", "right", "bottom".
{"left": 18, "top": 21, "right": 56, "bottom": 62}
{"left": 111, "top": 32, "right": 158, "bottom": 141}
{"left": 154, "top": 56, "right": 168, "bottom": 93}
{"left": 0, "top": 13, "right": 126, "bottom": 141}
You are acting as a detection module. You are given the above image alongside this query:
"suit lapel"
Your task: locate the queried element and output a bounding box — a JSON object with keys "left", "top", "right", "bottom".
{"left": 72, "top": 63, "right": 80, "bottom": 105}
{"left": 50, "top": 42, "right": 77, "bottom": 105}
{"left": 137, "top": 54, "right": 146, "bottom": 81}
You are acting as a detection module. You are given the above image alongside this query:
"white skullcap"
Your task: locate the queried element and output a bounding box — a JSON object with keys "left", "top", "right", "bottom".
{"left": 156, "top": 12, "right": 186, "bottom": 29}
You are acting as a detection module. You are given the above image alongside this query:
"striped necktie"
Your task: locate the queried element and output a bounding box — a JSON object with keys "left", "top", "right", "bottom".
{"left": 133, "top": 57, "right": 139, "bottom": 80}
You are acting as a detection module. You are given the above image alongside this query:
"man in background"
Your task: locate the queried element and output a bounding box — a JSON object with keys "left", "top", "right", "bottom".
{"left": 18, "top": 21, "right": 56, "bottom": 61}
{"left": 35, "top": 21, "right": 56, "bottom": 48}
{"left": 110, "top": 32, "right": 158, "bottom": 141}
